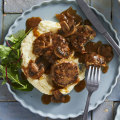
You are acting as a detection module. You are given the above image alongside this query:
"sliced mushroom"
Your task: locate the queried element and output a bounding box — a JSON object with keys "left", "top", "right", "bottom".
{"left": 54, "top": 43, "right": 71, "bottom": 58}
{"left": 64, "top": 25, "right": 77, "bottom": 37}
{"left": 78, "top": 25, "right": 96, "bottom": 40}
{"left": 28, "top": 60, "right": 45, "bottom": 79}
{"left": 70, "top": 33, "right": 87, "bottom": 53}
{"left": 60, "top": 21, "right": 70, "bottom": 32}
{"left": 33, "top": 32, "right": 52, "bottom": 55}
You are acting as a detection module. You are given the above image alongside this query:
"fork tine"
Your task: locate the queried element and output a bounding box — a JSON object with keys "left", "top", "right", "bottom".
{"left": 87, "top": 66, "right": 92, "bottom": 80}
{"left": 91, "top": 66, "right": 95, "bottom": 82}
{"left": 98, "top": 67, "right": 101, "bottom": 83}
{"left": 94, "top": 67, "right": 98, "bottom": 84}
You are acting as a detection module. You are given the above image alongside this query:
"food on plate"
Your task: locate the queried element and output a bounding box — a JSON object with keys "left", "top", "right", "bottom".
{"left": 70, "top": 25, "right": 96, "bottom": 53}
{"left": 51, "top": 90, "right": 70, "bottom": 103}
{"left": 56, "top": 7, "right": 82, "bottom": 27}
{"left": 21, "top": 19, "right": 86, "bottom": 97}
{"left": 0, "top": 7, "right": 114, "bottom": 104}
{"left": 97, "top": 44, "right": 113, "bottom": 62}
{"left": 26, "top": 17, "right": 42, "bottom": 33}
{"left": 52, "top": 59, "right": 80, "bottom": 87}
{"left": 85, "top": 53, "right": 106, "bottom": 67}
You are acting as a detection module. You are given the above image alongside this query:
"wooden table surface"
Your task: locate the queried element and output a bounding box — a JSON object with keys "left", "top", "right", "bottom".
{"left": 0, "top": 0, "right": 120, "bottom": 120}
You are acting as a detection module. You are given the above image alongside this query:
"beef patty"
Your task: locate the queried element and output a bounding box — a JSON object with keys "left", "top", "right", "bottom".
{"left": 52, "top": 59, "right": 79, "bottom": 87}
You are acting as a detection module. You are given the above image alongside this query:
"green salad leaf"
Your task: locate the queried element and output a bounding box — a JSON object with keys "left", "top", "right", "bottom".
{"left": 6, "top": 30, "right": 25, "bottom": 43}
{"left": 0, "top": 45, "right": 11, "bottom": 60}
{"left": 0, "top": 30, "right": 33, "bottom": 91}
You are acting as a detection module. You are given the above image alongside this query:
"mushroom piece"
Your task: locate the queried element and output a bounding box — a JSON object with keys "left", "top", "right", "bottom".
{"left": 56, "top": 7, "right": 83, "bottom": 26}
{"left": 70, "top": 25, "right": 96, "bottom": 53}
{"left": 33, "top": 32, "right": 52, "bottom": 56}
{"left": 60, "top": 21, "right": 70, "bottom": 32}
{"left": 27, "top": 60, "right": 45, "bottom": 79}
{"left": 54, "top": 44, "right": 71, "bottom": 59}
{"left": 52, "top": 34, "right": 72, "bottom": 59}
{"left": 77, "top": 25, "right": 96, "bottom": 40}
{"left": 63, "top": 25, "right": 77, "bottom": 37}
{"left": 59, "top": 21, "right": 77, "bottom": 37}
{"left": 85, "top": 52, "right": 106, "bottom": 67}
{"left": 97, "top": 44, "right": 113, "bottom": 63}
{"left": 70, "top": 34, "right": 87, "bottom": 53}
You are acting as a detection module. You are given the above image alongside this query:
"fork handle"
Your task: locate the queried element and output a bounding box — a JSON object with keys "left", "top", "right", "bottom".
{"left": 83, "top": 92, "right": 93, "bottom": 120}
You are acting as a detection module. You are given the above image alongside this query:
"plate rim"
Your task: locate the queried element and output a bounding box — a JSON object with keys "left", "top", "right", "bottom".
{"left": 5, "top": 0, "right": 120, "bottom": 119}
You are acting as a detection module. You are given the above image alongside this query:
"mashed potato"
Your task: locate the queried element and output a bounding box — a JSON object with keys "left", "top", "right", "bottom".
{"left": 21, "top": 20, "right": 85, "bottom": 95}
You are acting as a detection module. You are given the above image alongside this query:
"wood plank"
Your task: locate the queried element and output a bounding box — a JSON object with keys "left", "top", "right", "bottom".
{"left": 91, "top": 0, "right": 112, "bottom": 21}
{"left": 112, "top": 0, "right": 120, "bottom": 39}
{"left": 0, "top": 0, "right": 3, "bottom": 44}
{"left": 4, "top": 0, "right": 90, "bottom": 14}
{"left": 4, "top": 0, "right": 48, "bottom": 13}
{"left": 0, "top": 102, "right": 45, "bottom": 120}
{"left": 0, "top": 81, "right": 15, "bottom": 101}
{"left": 70, "top": 112, "right": 91, "bottom": 120}
{"left": 92, "top": 102, "right": 113, "bottom": 120}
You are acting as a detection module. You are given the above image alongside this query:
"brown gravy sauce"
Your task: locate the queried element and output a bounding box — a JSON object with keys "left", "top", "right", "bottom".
{"left": 33, "top": 27, "right": 40, "bottom": 37}
{"left": 63, "top": 95, "right": 71, "bottom": 103}
{"left": 85, "top": 41, "right": 102, "bottom": 53}
{"left": 41, "top": 94, "right": 70, "bottom": 104}
{"left": 102, "top": 65, "right": 109, "bottom": 73}
{"left": 75, "top": 52, "right": 85, "bottom": 64}
{"left": 74, "top": 80, "right": 86, "bottom": 92}
{"left": 26, "top": 17, "right": 42, "bottom": 32}
{"left": 52, "top": 82, "right": 64, "bottom": 90}
{"left": 41, "top": 94, "right": 52, "bottom": 105}
{"left": 81, "top": 41, "right": 112, "bottom": 73}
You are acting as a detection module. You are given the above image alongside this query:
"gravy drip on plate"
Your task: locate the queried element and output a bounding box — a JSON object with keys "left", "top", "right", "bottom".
{"left": 74, "top": 80, "right": 86, "bottom": 92}
{"left": 102, "top": 65, "right": 109, "bottom": 73}
{"left": 41, "top": 93, "right": 70, "bottom": 104}
{"left": 41, "top": 82, "right": 71, "bottom": 104}
{"left": 41, "top": 94, "right": 52, "bottom": 105}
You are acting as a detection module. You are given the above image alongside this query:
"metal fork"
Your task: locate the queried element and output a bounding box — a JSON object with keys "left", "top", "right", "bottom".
{"left": 83, "top": 66, "right": 101, "bottom": 120}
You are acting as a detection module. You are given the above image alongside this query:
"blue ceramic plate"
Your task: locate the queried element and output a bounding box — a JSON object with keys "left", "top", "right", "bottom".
{"left": 5, "top": 0, "right": 120, "bottom": 119}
